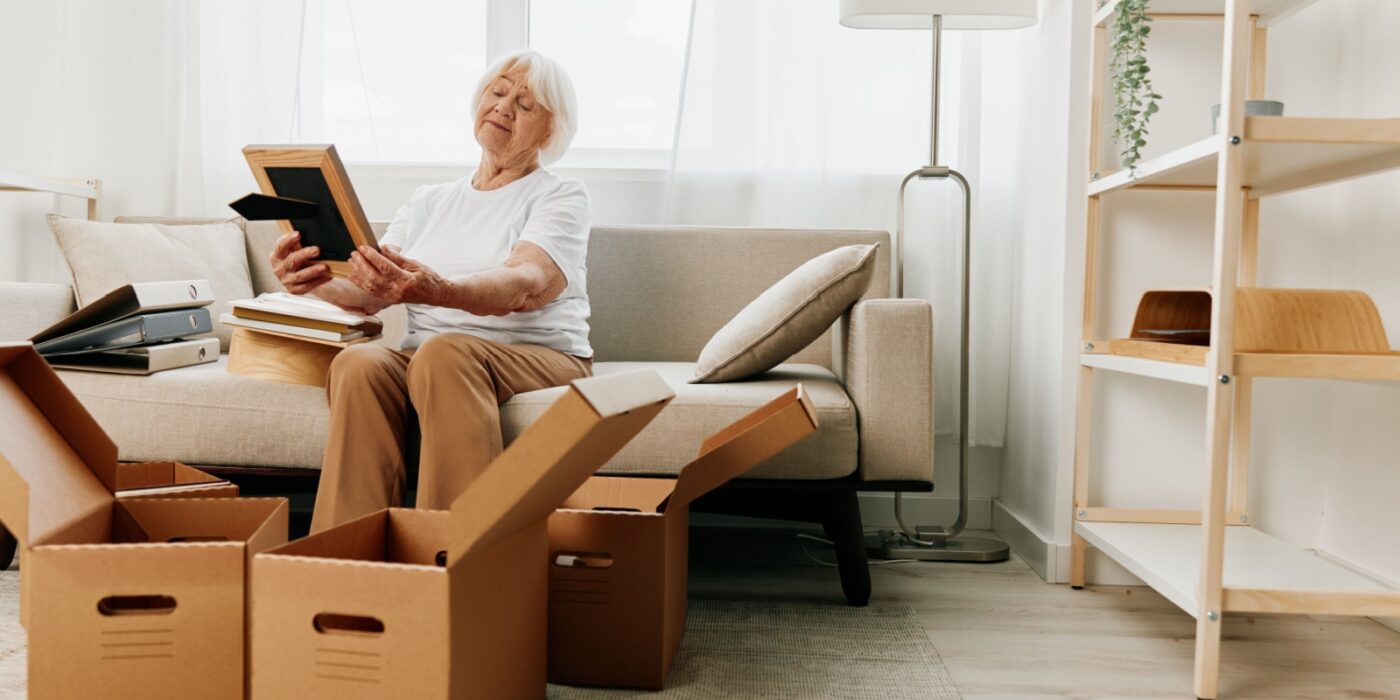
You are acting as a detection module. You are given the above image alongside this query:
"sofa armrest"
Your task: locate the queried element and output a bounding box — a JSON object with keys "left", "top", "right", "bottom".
{"left": 0, "top": 282, "right": 76, "bottom": 342}
{"left": 841, "top": 298, "right": 933, "bottom": 483}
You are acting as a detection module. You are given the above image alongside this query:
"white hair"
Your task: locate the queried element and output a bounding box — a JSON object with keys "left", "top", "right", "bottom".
{"left": 472, "top": 50, "right": 578, "bottom": 166}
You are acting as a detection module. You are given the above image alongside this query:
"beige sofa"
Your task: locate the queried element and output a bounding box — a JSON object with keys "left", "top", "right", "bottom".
{"left": 0, "top": 217, "right": 933, "bottom": 604}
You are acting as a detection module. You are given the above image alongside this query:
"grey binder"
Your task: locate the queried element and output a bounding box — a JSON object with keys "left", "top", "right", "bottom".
{"left": 37, "top": 308, "right": 214, "bottom": 357}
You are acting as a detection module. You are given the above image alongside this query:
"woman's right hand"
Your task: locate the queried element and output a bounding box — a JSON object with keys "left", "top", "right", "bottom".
{"left": 270, "top": 231, "right": 333, "bottom": 295}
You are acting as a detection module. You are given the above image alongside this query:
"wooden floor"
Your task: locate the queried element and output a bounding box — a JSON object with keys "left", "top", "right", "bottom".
{"left": 689, "top": 524, "right": 1400, "bottom": 700}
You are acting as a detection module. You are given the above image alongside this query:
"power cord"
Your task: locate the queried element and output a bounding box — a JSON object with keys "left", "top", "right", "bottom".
{"left": 795, "top": 533, "right": 918, "bottom": 567}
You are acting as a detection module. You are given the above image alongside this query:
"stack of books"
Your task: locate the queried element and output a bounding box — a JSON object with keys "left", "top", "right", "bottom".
{"left": 31, "top": 280, "right": 220, "bottom": 375}
{"left": 222, "top": 293, "right": 382, "bottom": 342}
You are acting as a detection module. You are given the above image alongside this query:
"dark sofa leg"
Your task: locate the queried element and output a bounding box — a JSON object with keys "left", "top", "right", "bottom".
{"left": 825, "top": 492, "right": 871, "bottom": 607}
{"left": 0, "top": 525, "right": 16, "bottom": 571}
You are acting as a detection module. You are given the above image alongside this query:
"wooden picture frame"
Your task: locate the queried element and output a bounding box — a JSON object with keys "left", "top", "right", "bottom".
{"left": 242, "top": 145, "right": 377, "bottom": 278}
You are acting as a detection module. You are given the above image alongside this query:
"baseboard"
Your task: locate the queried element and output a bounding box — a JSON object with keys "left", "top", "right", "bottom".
{"left": 1311, "top": 549, "right": 1400, "bottom": 635}
{"left": 857, "top": 493, "right": 992, "bottom": 532}
{"left": 990, "top": 500, "right": 1054, "bottom": 581}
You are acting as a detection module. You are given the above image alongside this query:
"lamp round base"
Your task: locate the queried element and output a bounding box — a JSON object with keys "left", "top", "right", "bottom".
{"left": 866, "top": 532, "right": 1010, "bottom": 563}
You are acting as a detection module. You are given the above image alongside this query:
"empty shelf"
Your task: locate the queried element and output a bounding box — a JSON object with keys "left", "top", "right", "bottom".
{"left": 1075, "top": 521, "right": 1400, "bottom": 618}
{"left": 1088, "top": 117, "right": 1400, "bottom": 198}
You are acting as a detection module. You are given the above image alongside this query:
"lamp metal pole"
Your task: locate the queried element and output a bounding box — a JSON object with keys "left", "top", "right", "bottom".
{"left": 875, "top": 14, "right": 1009, "bottom": 563}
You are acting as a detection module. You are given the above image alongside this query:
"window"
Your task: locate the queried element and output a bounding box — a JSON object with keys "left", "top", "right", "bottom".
{"left": 529, "top": 0, "right": 691, "bottom": 153}
{"left": 312, "top": 0, "right": 691, "bottom": 167}
{"left": 318, "top": 0, "right": 489, "bottom": 164}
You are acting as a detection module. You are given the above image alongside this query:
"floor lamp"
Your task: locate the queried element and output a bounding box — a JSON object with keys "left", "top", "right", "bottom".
{"left": 839, "top": 0, "right": 1036, "bottom": 562}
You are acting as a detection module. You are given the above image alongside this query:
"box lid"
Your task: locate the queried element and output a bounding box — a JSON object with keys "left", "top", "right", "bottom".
{"left": 664, "top": 385, "right": 818, "bottom": 512}
{"left": 0, "top": 343, "right": 119, "bottom": 546}
{"left": 448, "top": 369, "right": 675, "bottom": 564}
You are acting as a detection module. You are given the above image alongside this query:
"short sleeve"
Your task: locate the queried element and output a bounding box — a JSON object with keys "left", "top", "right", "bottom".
{"left": 379, "top": 185, "right": 433, "bottom": 250}
{"left": 518, "top": 179, "right": 591, "bottom": 289}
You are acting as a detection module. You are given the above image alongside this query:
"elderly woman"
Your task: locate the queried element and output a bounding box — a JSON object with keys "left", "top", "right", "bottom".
{"left": 269, "top": 50, "right": 591, "bottom": 533}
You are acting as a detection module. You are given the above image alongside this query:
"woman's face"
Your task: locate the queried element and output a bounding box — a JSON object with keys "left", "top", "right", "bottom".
{"left": 475, "top": 64, "right": 553, "bottom": 163}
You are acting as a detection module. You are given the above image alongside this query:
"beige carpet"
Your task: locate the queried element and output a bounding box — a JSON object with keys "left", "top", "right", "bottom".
{"left": 0, "top": 566, "right": 20, "bottom": 699}
{"left": 0, "top": 563, "right": 957, "bottom": 699}
{"left": 549, "top": 600, "right": 960, "bottom": 699}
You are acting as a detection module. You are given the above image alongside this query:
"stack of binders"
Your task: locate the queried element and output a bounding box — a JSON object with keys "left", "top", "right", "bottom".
{"left": 31, "top": 280, "right": 220, "bottom": 375}
{"left": 222, "top": 293, "right": 382, "bottom": 342}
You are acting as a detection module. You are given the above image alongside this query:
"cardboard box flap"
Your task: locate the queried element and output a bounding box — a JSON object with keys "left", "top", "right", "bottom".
{"left": 664, "top": 385, "right": 818, "bottom": 512}
{"left": 571, "top": 368, "right": 677, "bottom": 418}
{"left": 115, "top": 462, "right": 221, "bottom": 490}
{"left": 0, "top": 344, "right": 117, "bottom": 545}
{"left": 561, "top": 476, "right": 678, "bottom": 513}
{"left": 449, "top": 370, "right": 674, "bottom": 564}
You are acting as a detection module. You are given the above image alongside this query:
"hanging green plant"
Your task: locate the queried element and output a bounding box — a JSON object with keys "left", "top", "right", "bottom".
{"left": 1109, "top": 0, "right": 1161, "bottom": 172}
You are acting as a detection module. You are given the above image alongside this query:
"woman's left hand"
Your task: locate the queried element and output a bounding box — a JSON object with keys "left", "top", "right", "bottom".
{"left": 348, "top": 245, "right": 453, "bottom": 306}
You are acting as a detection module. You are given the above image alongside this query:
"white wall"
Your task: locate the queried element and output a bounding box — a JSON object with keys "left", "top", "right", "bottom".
{"left": 1005, "top": 1, "right": 1400, "bottom": 595}
{"left": 0, "top": 1, "right": 186, "bottom": 283}
{"left": 989, "top": 0, "right": 1083, "bottom": 578}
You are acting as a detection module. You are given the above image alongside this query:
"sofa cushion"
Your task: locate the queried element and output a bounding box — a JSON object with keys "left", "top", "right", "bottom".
{"left": 50, "top": 216, "right": 254, "bottom": 351}
{"left": 0, "top": 282, "right": 75, "bottom": 341}
{"left": 691, "top": 243, "right": 879, "bottom": 383}
{"left": 503, "top": 362, "right": 858, "bottom": 480}
{"left": 56, "top": 360, "right": 858, "bottom": 480}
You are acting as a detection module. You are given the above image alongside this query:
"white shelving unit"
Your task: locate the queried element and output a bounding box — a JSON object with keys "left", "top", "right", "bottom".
{"left": 1071, "top": 2, "right": 1400, "bottom": 698}
{"left": 1076, "top": 522, "right": 1396, "bottom": 617}
{"left": 0, "top": 171, "right": 102, "bottom": 220}
{"left": 1087, "top": 116, "right": 1400, "bottom": 197}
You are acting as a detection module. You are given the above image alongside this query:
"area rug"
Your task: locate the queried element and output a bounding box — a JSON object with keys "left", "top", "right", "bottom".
{"left": 549, "top": 600, "right": 959, "bottom": 699}
{"left": 0, "top": 567, "right": 958, "bottom": 700}
{"left": 0, "top": 568, "right": 21, "bottom": 699}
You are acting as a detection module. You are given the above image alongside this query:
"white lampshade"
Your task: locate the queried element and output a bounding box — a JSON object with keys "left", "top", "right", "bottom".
{"left": 839, "top": 0, "right": 1037, "bottom": 30}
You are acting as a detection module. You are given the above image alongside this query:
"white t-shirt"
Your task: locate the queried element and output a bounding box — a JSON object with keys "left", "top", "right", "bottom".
{"left": 379, "top": 168, "right": 593, "bottom": 358}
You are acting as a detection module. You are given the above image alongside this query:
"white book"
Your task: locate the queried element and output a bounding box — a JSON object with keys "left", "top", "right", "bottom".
{"left": 221, "top": 313, "right": 366, "bottom": 342}
{"left": 114, "top": 480, "right": 233, "bottom": 498}
{"left": 230, "top": 292, "right": 380, "bottom": 326}
{"left": 48, "top": 337, "right": 220, "bottom": 376}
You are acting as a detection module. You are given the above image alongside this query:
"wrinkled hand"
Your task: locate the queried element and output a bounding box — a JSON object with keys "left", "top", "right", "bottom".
{"left": 269, "top": 231, "right": 332, "bottom": 295}
{"left": 348, "top": 246, "right": 452, "bottom": 306}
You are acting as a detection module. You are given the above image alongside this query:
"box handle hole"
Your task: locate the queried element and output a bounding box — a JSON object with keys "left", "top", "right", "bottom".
{"left": 97, "top": 595, "right": 177, "bottom": 616}
{"left": 553, "top": 552, "right": 614, "bottom": 569}
{"left": 166, "top": 535, "right": 230, "bottom": 543}
{"left": 314, "top": 613, "right": 385, "bottom": 637}
{"left": 591, "top": 507, "right": 641, "bottom": 513}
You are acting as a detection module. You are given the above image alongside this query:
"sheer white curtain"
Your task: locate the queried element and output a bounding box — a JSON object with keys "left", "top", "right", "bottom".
{"left": 664, "top": 0, "right": 1029, "bottom": 448}
{"left": 0, "top": 0, "right": 308, "bottom": 282}
{"left": 171, "top": 1, "right": 311, "bottom": 216}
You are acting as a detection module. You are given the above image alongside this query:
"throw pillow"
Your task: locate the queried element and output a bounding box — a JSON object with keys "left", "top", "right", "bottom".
{"left": 47, "top": 216, "right": 254, "bottom": 352}
{"left": 691, "top": 242, "right": 879, "bottom": 383}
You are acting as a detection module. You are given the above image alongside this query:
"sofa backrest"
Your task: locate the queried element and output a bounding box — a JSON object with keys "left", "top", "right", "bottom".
{"left": 124, "top": 217, "right": 893, "bottom": 369}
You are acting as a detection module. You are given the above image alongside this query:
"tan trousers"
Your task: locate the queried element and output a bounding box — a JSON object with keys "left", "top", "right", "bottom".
{"left": 310, "top": 332, "right": 592, "bottom": 533}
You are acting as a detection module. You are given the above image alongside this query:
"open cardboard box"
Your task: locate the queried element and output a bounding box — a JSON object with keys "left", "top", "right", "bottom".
{"left": 249, "top": 369, "right": 676, "bottom": 699}
{"left": 115, "top": 461, "right": 239, "bottom": 499}
{"left": 0, "top": 343, "right": 289, "bottom": 700}
{"left": 547, "top": 385, "right": 818, "bottom": 689}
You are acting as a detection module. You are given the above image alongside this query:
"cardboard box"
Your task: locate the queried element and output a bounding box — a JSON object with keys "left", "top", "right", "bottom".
{"left": 227, "top": 326, "right": 374, "bottom": 388}
{"left": 250, "top": 368, "right": 676, "bottom": 699}
{"left": 0, "top": 342, "right": 289, "bottom": 700}
{"left": 115, "top": 461, "right": 240, "bottom": 499}
{"left": 547, "top": 385, "right": 818, "bottom": 689}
